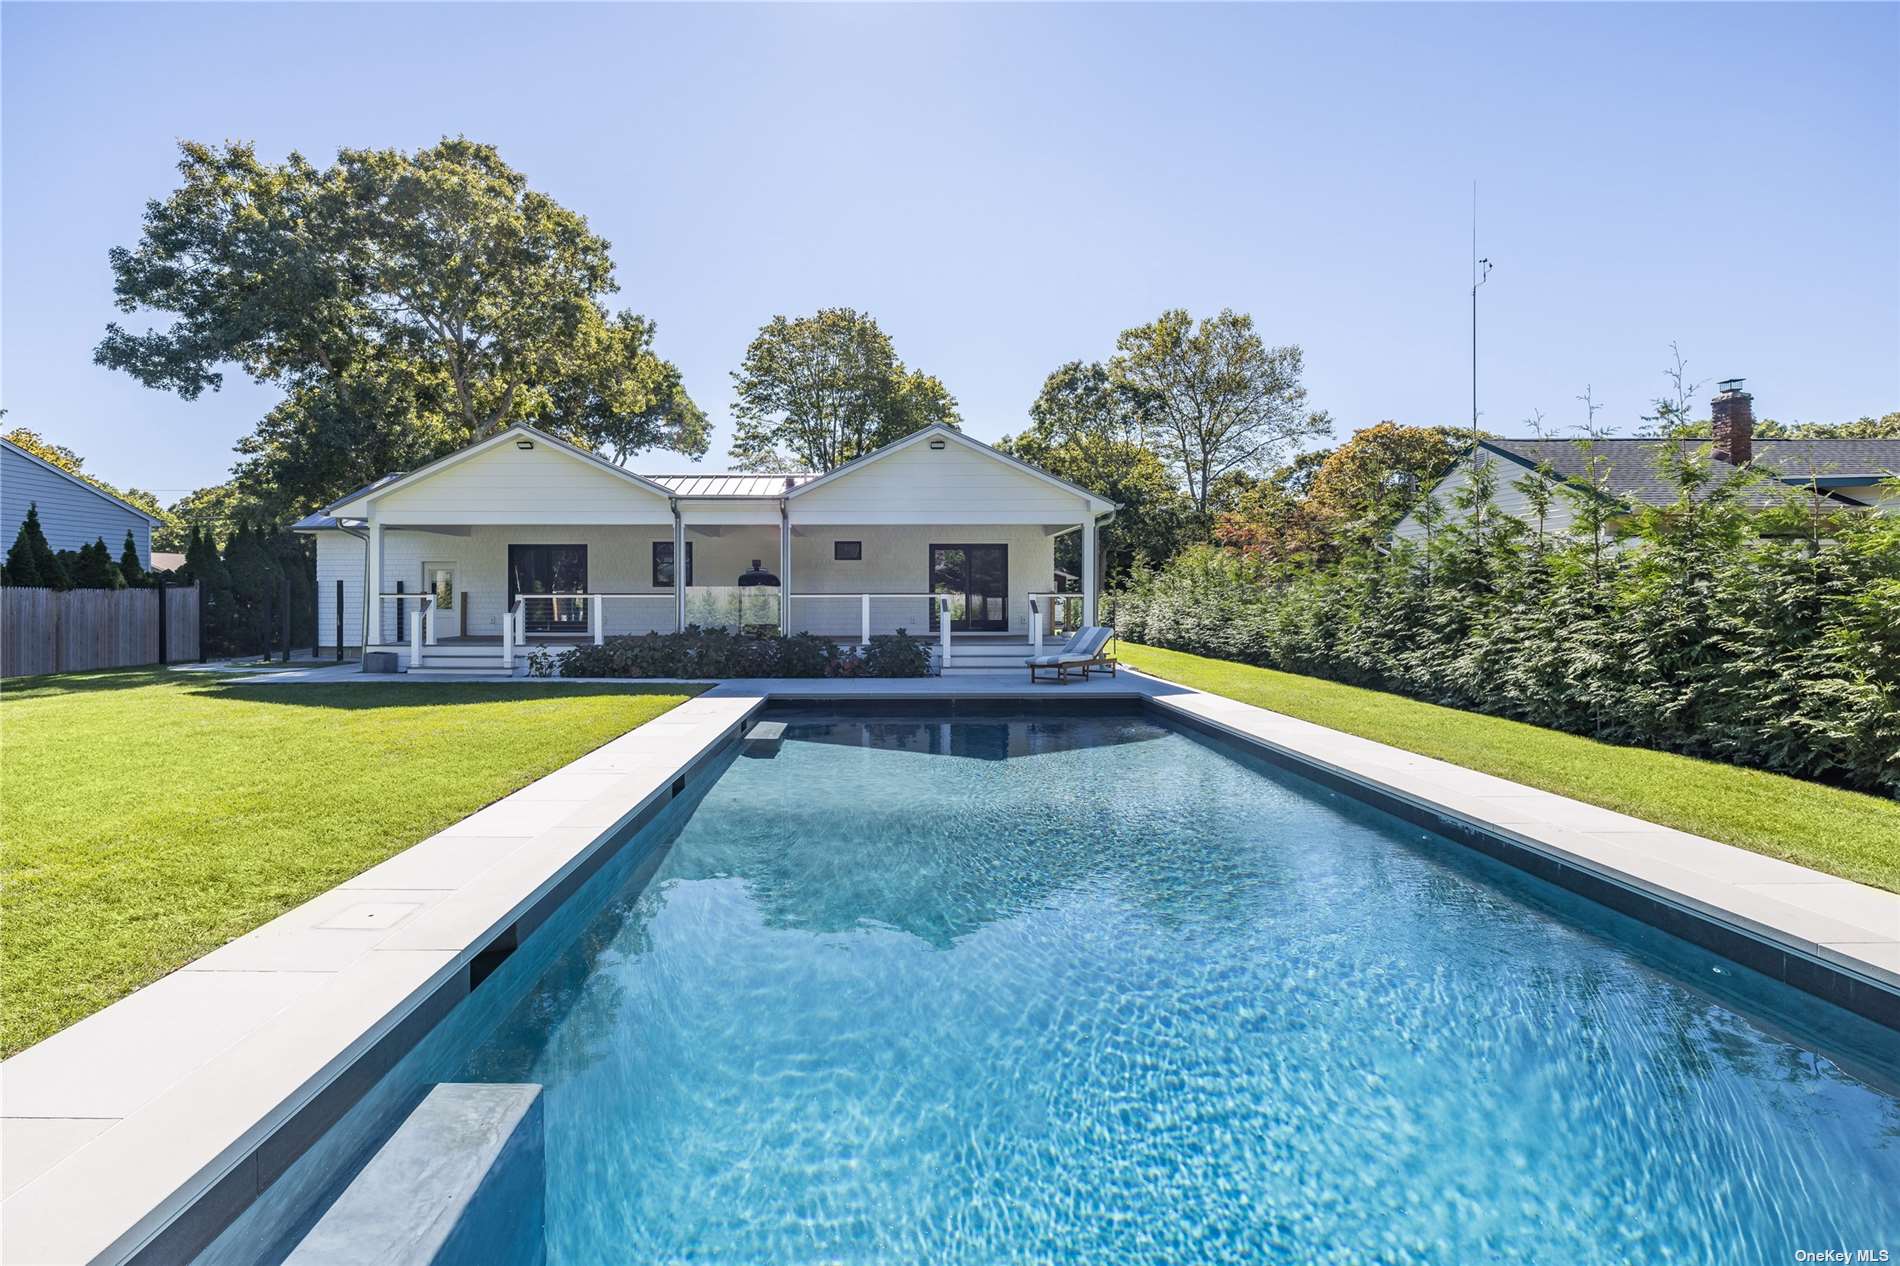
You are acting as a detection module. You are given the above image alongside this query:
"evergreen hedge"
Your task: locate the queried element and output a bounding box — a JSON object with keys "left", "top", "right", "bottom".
{"left": 1108, "top": 450, "right": 1900, "bottom": 796}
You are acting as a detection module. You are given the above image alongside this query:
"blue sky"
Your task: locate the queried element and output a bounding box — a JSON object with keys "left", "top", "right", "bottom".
{"left": 3, "top": 2, "right": 1896, "bottom": 499}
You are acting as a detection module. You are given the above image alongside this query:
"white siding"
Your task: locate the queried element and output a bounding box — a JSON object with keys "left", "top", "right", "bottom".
{"left": 791, "top": 438, "right": 1093, "bottom": 523}
{"left": 315, "top": 529, "right": 366, "bottom": 650}
{"left": 1392, "top": 456, "right": 1577, "bottom": 545}
{"left": 1839, "top": 482, "right": 1900, "bottom": 512}
{"left": 318, "top": 521, "right": 1060, "bottom": 645}
{"left": 372, "top": 440, "right": 672, "bottom": 525}
{"left": 1, "top": 445, "right": 154, "bottom": 566}
{"left": 789, "top": 523, "right": 1057, "bottom": 636}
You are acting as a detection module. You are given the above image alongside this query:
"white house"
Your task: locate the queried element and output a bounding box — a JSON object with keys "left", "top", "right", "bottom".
{"left": 1, "top": 437, "right": 160, "bottom": 567}
{"left": 294, "top": 422, "right": 1117, "bottom": 672}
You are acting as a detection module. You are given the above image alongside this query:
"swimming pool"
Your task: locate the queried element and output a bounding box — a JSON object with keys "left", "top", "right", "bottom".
{"left": 206, "top": 706, "right": 1900, "bottom": 1264}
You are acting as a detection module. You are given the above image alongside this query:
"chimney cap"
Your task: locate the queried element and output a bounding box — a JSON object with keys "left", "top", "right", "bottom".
{"left": 1716, "top": 378, "right": 1747, "bottom": 395}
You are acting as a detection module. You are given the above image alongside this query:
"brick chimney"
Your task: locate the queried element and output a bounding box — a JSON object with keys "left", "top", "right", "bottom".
{"left": 1711, "top": 378, "right": 1753, "bottom": 465}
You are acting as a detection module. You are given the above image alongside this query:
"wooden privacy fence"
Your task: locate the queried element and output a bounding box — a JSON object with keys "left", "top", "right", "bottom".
{"left": 1, "top": 583, "right": 201, "bottom": 677}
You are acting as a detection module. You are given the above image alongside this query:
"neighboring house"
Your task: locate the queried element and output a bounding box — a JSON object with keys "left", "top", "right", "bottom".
{"left": 1394, "top": 382, "right": 1900, "bottom": 544}
{"left": 294, "top": 422, "right": 1117, "bottom": 672}
{"left": 0, "top": 437, "right": 160, "bottom": 567}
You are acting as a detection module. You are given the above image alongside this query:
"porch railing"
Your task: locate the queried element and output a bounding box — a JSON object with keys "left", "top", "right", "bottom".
{"left": 786, "top": 592, "right": 943, "bottom": 644}
{"left": 1027, "top": 592, "right": 1083, "bottom": 653}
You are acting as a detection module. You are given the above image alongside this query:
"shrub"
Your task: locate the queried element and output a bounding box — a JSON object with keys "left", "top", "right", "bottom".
{"left": 1109, "top": 462, "right": 1900, "bottom": 797}
{"left": 530, "top": 627, "right": 933, "bottom": 679}
{"left": 69, "top": 538, "right": 125, "bottom": 590}
{"left": 119, "top": 532, "right": 146, "bottom": 587}
{"left": 2, "top": 503, "right": 67, "bottom": 589}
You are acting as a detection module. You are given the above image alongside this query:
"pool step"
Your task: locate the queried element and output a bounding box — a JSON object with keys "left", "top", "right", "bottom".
{"left": 285, "top": 1083, "right": 545, "bottom": 1265}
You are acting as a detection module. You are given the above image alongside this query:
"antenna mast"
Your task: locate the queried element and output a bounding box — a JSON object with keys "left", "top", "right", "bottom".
{"left": 1471, "top": 182, "right": 1492, "bottom": 439}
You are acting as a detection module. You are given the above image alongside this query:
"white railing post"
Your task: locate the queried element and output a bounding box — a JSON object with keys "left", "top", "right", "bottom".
{"left": 409, "top": 597, "right": 424, "bottom": 669}
{"left": 1030, "top": 597, "right": 1042, "bottom": 654}
{"left": 938, "top": 595, "right": 951, "bottom": 670}
{"left": 515, "top": 600, "right": 526, "bottom": 645}
{"left": 424, "top": 594, "right": 438, "bottom": 646}
{"left": 861, "top": 593, "right": 871, "bottom": 645}
{"left": 501, "top": 601, "right": 514, "bottom": 671}
{"left": 592, "top": 593, "right": 604, "bottom": 646}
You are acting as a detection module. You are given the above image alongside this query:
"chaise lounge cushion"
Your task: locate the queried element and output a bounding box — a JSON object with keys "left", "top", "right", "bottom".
{"left": 1026, "top": 626, "right": 1112, "bottom": 668}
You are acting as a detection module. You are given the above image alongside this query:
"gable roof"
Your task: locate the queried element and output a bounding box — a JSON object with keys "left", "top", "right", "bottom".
{"left": 1, "top": 438, "right": 163, "bottom": 525}
{"left": 321, "top": 424, "right": 676, "bottom": 517}
{"left": 297, "top": 421, "right": 1116, "bottom": 527}
{"left": 1478, "top": 437, "right": 1900, "bottom": 510}
{"left": 786, "top": 423, "right": 1117, "bottom": 512}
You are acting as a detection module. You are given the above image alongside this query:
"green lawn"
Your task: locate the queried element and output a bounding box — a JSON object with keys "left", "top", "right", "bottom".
{"left": 1120, "top": 644, "right": 1900, "bottom": 893}
{"left": 0, "top": 670, "right": 701, "bottom": 1056}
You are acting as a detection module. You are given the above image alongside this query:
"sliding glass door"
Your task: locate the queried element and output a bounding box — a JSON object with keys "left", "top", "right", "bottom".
{"left": 508, "top": 544, "right": 588, "bottom": 633}
{"left": 929, "top": 544, "right": 1008, "bottom": 632}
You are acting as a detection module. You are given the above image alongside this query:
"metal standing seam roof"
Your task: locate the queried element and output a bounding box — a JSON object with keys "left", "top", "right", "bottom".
{"left": 645, "top": 473, "right": 819, "bottom": 497}
{"left": 293, "top": 470, "right": 821, "bottom": 527}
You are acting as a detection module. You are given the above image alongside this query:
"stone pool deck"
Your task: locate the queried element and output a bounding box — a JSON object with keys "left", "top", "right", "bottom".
{"left": 4, "top": 670, "right": 1897, "bottom": 1264}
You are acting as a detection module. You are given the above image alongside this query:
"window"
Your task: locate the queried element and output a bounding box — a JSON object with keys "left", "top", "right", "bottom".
{"left": 653, "top": 540, "right": 693, "bottom": 587}
{"left": 833, "top": 540, "right": 863, "bottom": 561}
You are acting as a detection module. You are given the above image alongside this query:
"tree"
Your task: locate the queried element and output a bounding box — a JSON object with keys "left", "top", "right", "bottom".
{"left": 3, "top": 516, "right": 42, "bottom": 587}
{"left": 119, "top": 533, "right": 147, "bottom": 587}
{"left": 164, "top": 481, "right": 261, "bottom": 550}
{"left": 1000, "top": 362, "right": 1193, "bottom": 580}
{"left": 70, "top": 538, "right": 125, "bottom": 589}
{"left": 728, "top": 308, "right": 959, "bottom": 471}
{"left": 97, "top": 138, "right": 708, "bottom": 517}
{"left": 1217, "top": 423, "right": 1462, "bottom": 564}
{"left": 3, "top": 504, "right": 67, "bottom": 589}
{"left": 1108, "top": 308, "right": 1331, "bottom": 517}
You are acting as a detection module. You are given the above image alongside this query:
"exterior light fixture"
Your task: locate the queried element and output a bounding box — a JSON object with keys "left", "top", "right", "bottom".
{"left": 929, "top": 438, "right": 947, "bottom": 450}
{"left": 516, "top": 439, "right": 535, "bottom": 450}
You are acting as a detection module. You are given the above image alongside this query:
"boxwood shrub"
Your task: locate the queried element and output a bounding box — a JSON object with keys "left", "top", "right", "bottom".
{"left": 529, "top": 626, "right": 932, "bottom": 679}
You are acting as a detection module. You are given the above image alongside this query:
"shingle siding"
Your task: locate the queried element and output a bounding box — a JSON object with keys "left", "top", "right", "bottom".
{"left": 1, "top": 443, "right": 153, "bottom": 568}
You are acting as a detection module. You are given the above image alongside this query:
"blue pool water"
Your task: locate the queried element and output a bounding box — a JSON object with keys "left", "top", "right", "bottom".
{"left": 216, "top": 708, "right": 1900, "bottom": 1265}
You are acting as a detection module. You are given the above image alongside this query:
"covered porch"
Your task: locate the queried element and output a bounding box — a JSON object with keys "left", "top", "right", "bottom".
{"left": 355, "top": 519, "right": 1092, "bottom": 672}
{"left": 306, "top": 423, "right": 1115, "bottom": 674}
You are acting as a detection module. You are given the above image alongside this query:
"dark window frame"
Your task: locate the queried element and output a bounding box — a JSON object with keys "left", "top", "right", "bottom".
{"left": 833, "top": 540, "right": 863, "bottom": 561}
{"left": 652, "top": 540, "right": 694, "bottom": 588}
{"left": 928, "top": 542, "right": 1009, "bottom": 633}
{"left": 507, "top": 544, "right": 589, "bottom": 634}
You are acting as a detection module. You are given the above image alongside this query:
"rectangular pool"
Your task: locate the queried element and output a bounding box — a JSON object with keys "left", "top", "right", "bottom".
{"left": 204, "top": 705, "right": 1900, "bottom": 1264}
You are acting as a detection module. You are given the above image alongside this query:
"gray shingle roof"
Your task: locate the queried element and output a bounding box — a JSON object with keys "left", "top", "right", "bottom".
{"left": 1481, "top": 438, "right": 1900, "bottom": 509}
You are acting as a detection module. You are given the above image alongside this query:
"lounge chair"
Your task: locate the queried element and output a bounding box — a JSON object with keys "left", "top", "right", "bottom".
{"left": 1027, "top": 626, "right": 1117, "bottom": 684}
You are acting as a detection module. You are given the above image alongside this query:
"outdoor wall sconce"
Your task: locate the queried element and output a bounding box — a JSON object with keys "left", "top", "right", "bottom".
{"left": 516, "top": 439, "right": 535, "bottom": 450}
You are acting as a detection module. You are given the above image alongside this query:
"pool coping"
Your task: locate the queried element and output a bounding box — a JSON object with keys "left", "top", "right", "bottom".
{"left": 2, "top": 671, "right": 1895, "bottom": 1265}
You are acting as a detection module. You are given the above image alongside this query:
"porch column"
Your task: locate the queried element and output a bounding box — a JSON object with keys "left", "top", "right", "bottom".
{"left": 671, "top": 500, "right": 685, "bottom": 633}
{"left": 365, "top": 516, "right": 383, "bottom": 651}
{"left": 1081, "top": 517, "right": 1098, "bottom": 628}
{"left": 778, "top": 500, "right": 791, "bottom": 636}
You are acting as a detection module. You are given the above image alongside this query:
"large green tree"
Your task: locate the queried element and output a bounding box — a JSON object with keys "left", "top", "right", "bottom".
{"left": 1000, "top": 361, "right": 1192, "bottom": 580}
{"left": 1108, "top": 308, "right": 1332, "bottom": 518}
{"left": 97, "top": 138, "right": 707, "bottom": 517}
{"left": 728, "top": 308, "right": 958, "bottom": 471}
{"left": 1217, "top": 423, "right": 1465, "bottom": 564}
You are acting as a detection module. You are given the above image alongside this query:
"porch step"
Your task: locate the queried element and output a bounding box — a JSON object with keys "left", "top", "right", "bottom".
{"left": 941, "top": 640, "right": 1041, "bottom": 671}
{"left": 404, "top": 659, "right": 520, "bottom": 676}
